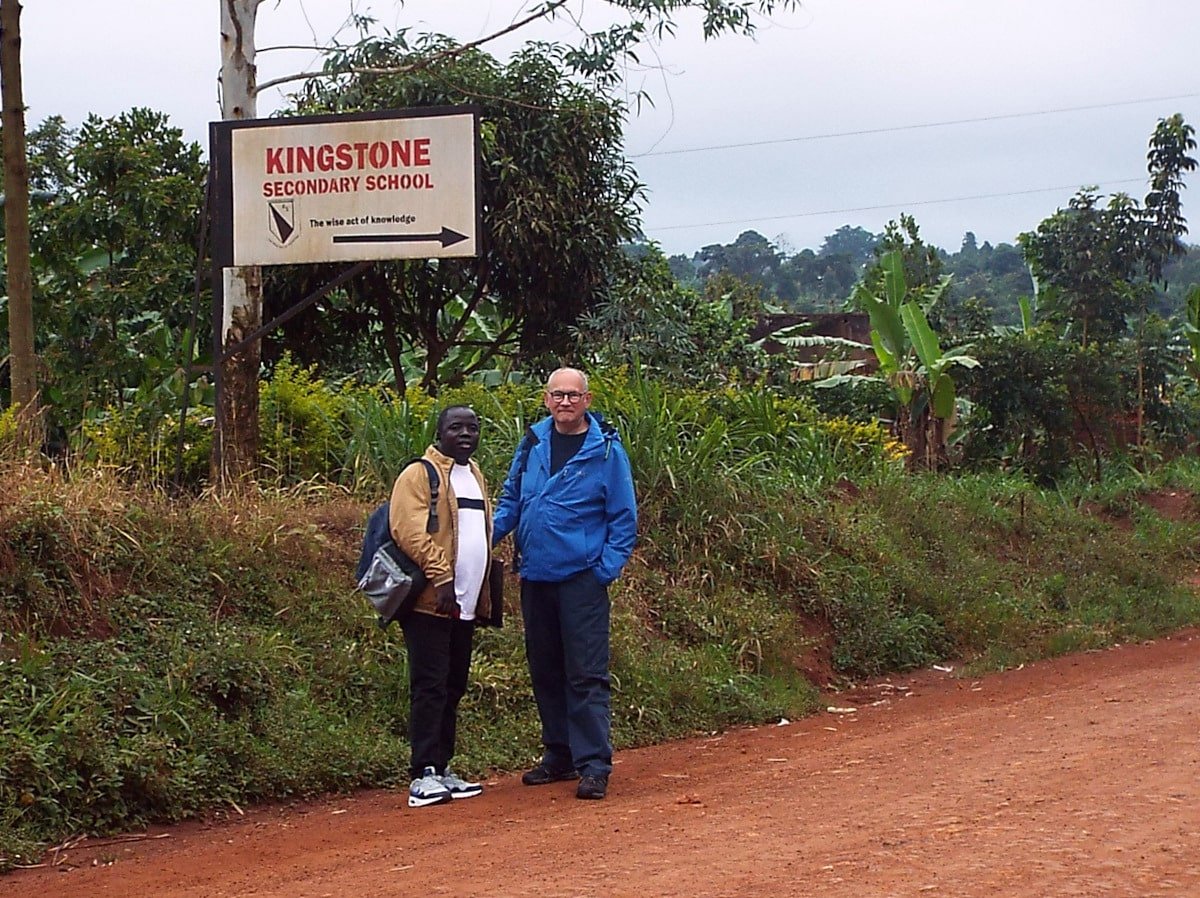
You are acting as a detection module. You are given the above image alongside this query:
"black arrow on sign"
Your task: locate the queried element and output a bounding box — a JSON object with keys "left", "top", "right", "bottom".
{"left": 332, "top": 226, "right": 469, "bottom": 248}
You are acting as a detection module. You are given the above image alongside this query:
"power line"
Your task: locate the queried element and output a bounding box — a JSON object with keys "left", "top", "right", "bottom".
{"left": 629, "top": 93, "right": 1200, "bottom": 158}
{"left": 647, "top": 178, "right": 1148, "bottom": 232}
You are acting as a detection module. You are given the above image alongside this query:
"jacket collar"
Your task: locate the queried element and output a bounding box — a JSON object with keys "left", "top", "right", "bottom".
{"left": 531, "top": 412, "right": 617, "bottom": 456}
{"left": 424, "top": 444, "right": 476, "bottom": 470}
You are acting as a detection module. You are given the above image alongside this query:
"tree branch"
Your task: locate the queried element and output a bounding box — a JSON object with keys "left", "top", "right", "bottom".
{"left": 256, "top": 44, "right": 334, "bottom": 53}
{"left": 254, "top": 0, "right": 571, "bottom": 96}
{"left": 445, "top": 259, "right": 493, "bottom": 347}
{"left": 365, "top": 265, "right": 407, "bottom": 397}
{"left": 461, "top": 319, "right": 522, "bottom": 379}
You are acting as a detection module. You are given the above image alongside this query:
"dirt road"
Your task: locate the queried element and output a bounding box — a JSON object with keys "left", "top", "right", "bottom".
{"left": 4, "top": 630, "right": 1198, "bottom": 898}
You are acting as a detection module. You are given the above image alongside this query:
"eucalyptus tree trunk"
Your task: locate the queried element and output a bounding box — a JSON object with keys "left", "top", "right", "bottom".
{"left": 215, "top": 0, "right": 264, "bottom": 485}
{"left": 1, "top": 0, "right": 41, "bottom": 450}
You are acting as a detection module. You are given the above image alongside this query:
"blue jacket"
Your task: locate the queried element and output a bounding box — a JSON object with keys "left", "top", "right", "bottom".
{"left": 493, "top": 413, "right": 637, "bottom": 585}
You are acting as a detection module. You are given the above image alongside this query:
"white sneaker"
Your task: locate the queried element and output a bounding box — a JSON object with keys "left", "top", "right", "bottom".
{"left": 409, "top": 766, "right": 452, "bottom": 807}
{"left": 440, "top": 768, "right": 483, "bottom": 799}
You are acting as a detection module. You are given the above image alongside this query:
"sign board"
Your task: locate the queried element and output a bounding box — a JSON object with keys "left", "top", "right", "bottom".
{"left": 210, "top": 107, "right": 480, "bottom": 267}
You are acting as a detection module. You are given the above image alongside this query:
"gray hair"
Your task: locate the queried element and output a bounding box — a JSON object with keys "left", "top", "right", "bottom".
{"left": 545, "top": 367, "right": 589, "bottom": 392}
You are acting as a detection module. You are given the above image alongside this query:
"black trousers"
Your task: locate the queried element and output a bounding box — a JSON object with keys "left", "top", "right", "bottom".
{"left": 400, "top": 611, "right": 476, "bottom": 779}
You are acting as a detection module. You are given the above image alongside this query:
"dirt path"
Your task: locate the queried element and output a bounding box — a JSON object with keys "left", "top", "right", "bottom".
{"left": 5, "top": 630, "right": 1199, "bottom": 898}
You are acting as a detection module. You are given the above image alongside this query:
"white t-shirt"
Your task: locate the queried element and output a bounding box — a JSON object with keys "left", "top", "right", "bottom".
{"left": 450, "top": 462, "right": 488, "bottom": 620}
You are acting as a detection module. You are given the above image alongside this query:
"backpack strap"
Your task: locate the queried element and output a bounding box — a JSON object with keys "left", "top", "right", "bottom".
{"left": 414, "top": 457, "right": 440, "bottom": 533}
{"left": 510, "top": 429, "right": 538, "bottom": 572}
{"left": 595, "top": 413, "right": 620, "bottom": 459}
{"left": 514, "top": 428, "right": 538, "bottom": 493}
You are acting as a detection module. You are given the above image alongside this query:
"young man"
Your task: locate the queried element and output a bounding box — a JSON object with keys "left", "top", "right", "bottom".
{"left": 390, "top": 405, "right": 493, "bottom": 807}
{"left": 493, "top": 368, "right": 638, "bottom": 800}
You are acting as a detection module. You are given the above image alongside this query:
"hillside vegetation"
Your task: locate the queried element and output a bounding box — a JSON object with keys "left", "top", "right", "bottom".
{"left": 4, "top": 381, "right": 1200, "bottom": 868}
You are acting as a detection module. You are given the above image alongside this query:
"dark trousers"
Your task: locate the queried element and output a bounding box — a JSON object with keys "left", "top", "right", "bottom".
{"left": 400, "top": 611, "right": 476, "bottom": 779}
{"left": 521, "top": 570, "right": 612, "bottom": 778}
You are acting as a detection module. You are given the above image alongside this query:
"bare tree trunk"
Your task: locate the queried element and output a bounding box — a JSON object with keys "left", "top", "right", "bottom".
{"left": 1068, "top": 386, "right": 1104, "bottom": 483}
{"left": 900, "top": 401, "right": 951, "bottom": 473}
{"left": 1135, "top": 312, "right": 1146, "bottom": 451}
{"left": 369, "top": 268, "right": 408, "bottom": 397}
{"left": 1136, "top": 355, "right": 1144, "bottom": 450}
{"left": 215, "top": 0, "right": 264, "bottom": 486}
{"left": 217, "top": 265, "right": 263, "bottom": 481}
{"left": 1, "top": 0, "right": 41, "bottom": 450}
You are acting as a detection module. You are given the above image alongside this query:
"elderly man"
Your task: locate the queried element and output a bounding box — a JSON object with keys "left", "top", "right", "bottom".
{"left": 493, "top": 368, "right": 637, "bottom": 800}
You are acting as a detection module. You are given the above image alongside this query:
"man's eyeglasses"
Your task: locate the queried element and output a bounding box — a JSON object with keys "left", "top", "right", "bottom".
{"left": 547, "top": 390, "right": 586, "bottom": 403}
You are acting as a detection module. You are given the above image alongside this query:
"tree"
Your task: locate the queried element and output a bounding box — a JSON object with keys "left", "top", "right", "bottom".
{"left": 1, "top": 0, "right": 39, "bottom": 448}
{"left": 959, "top": 329, "right": 1079, "bottom": 482}
{"left": 819, "top": 225, "right": 878, "bottom": 264}
{"left": 1144, "top": 113, "right": 1199, "bottom": 282}
{"left": 1019, "top": 189, "right": 1145, "bottom": 347}
{"left": 864, "top": 214, "right": 943, "bottom": 302}
{"left": 32, "top": 110, "right": 205, "bottom": 433}
{"left": 265, "top": 36, "right": 641, "bottom": 394}
{"left": 22, "top": 114, "right": 73, "bottom": 194}
{"left": 1012, "top": 116, "right": 1196, "bottom": 469}
{"left": 782, "top": 248, "right": 861, "bottom": 312}
{"left": 694, "top": 230, "right": 788, "bottom": 302}
{"left": 1163, "top": 243, "right": 1200, "bottom": 306}
{"left": 940, "top": 240, "right": 1032, "bottom": 329}
{"left": 1020, "top": 115, "right": 1196, "bottom": 347}
{"left": 572, "top": 247, "right": 767, "bottom": 385}
{"left": 667, "top": 252, "right": 698, "bottom": 288}
{"left": 0, "top": 107, "right": 209, "bottom": 461}
{"left": 216, "top": 0, "right": 265, "bottom": 485}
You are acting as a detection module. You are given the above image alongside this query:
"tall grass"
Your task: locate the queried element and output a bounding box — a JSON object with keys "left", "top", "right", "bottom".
{"left": 341, "top": 389, "right": 436, "bottom": 490}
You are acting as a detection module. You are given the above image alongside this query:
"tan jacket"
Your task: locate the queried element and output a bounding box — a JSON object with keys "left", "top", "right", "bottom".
{"left": 388, "top": 445, "right": 493, "bottom": 619}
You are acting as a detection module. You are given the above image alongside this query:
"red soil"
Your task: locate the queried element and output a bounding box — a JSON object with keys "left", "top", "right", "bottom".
{"left": 5, "top": 629, "right": 1198, "bottom": 898}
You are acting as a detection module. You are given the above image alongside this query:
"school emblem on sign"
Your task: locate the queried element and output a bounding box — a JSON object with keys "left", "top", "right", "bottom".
{"left": 267, "top": 199, "right": 299, "bottom": 247}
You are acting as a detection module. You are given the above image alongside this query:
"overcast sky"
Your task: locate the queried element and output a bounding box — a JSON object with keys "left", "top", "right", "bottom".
{"left": 20, "top": 0, "right": 1200, "bottom": 258}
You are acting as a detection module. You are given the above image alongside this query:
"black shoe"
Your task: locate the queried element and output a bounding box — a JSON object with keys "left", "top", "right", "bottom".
{"left": 576, "top": 774, "right": 608, "bottom": 800}
{"left": 522, "top": 763, "right": 579, "bottom": 786}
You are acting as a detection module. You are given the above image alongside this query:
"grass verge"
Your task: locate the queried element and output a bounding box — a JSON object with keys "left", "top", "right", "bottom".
{"left": 2, "top": 457, "right": 1199, "bottom": 869}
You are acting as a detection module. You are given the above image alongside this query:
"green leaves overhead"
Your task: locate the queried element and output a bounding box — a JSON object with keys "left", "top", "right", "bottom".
{"left": 276, "top": 35, "right": 643, "bottom": 390}
{"left": 502, "top": 1, "right": 801, "bottom": 90}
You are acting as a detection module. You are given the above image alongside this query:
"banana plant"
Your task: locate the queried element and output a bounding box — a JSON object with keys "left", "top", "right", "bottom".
{"left": 818, "top": 251, "right": 978, "bottom": 467}
{"left": 1183, "top": 285, "right": 1200, "bottom": 382}
{"left": 1018, "top": 294, "right": 1035, "bottom": 334}
{"left": 900, "top": 300, "right": 979, "bottom": 419}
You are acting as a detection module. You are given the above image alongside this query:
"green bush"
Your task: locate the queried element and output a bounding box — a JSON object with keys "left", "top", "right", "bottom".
{"left": 81, "top": 405, "right": 213, "bottom": 487}
{"left": 259, "top": 355, "right": 353, "bottom": 483}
